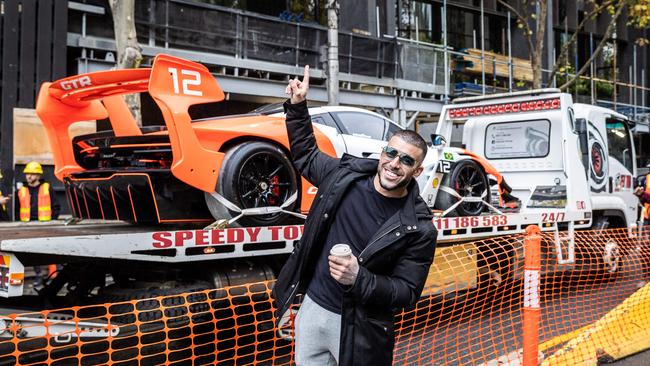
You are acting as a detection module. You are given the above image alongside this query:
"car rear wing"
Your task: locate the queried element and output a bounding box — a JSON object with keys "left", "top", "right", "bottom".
{"left": 36, "top": 54, "right": 225, "bottom": 193}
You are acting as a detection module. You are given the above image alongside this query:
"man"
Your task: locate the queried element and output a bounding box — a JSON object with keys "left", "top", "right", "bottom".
{"left": 16, "top": 161, "right": 61, "bottom": 287}
{"left": 636, "top": 173, "right": 650, "bottom": 226}
{"left": 0, "top": 171, "right": 10, "bottom": 221}
{"left": 17, "top": 161, "right": 60, "bottom": 222}
{"left": 635, "top": 173, "right": 650, "bottom": 286}
{"left": 272, "top": 65, "right": 437, "bottom": 366}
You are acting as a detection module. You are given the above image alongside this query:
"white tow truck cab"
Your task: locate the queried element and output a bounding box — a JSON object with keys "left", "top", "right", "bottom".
{"left": 572, "top": 104, "right": 638, "bottom": 228}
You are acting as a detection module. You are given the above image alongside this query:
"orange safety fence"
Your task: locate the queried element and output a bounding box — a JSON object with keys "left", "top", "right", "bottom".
{"left": 0, "top": 225, "right": 649, "bottom": 365}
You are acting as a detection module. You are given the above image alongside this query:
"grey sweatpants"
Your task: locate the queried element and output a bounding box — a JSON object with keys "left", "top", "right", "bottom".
{"left": 294, "top": 295, "right": 341, "bottom": 366}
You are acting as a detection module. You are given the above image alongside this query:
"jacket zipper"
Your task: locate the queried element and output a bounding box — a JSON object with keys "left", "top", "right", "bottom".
{"left": 358, "top": 224, "right": 400, "bottom": 262}
{"left": 279, "top": 280, "right": 300, "bottom": 319}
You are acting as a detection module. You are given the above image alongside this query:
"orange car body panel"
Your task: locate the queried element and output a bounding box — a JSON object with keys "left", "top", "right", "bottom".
{"left": 102, "top": 95, "right": 143, "bottom": 136}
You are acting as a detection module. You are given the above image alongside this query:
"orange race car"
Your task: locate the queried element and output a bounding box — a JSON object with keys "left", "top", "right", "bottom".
{"left": 36, "top": 54, "right": 409, "bottom": 227}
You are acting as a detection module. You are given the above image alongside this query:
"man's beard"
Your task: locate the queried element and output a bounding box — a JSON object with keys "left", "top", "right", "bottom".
{"left": 379, "top": 176, "right": 410, "bottom": 191}
{"left": 377, "top": 165, "right": 411, "bottom": 191}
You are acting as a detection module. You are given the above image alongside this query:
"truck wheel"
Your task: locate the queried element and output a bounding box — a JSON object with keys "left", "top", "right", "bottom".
{"left": 578, "top": 217, "right": 622, "bottom": 280}
{"left": 476, "top": 243, "right": 517, "bottom": 302}
{"left": 98, "top": 281, "right": 212, "bottom": 325}
{"left": 205, "top": 141, "right": 299, "bottom": 227}
{"left": 435, "top": 159, "right": 490, "bottom": 216}
{"left": 601, "top": 239, "right": 621, "bottom": 277}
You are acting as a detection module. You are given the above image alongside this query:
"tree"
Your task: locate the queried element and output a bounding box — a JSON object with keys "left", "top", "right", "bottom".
{"left": 497, "top": 0, "right": 648, "bottom": 90}
{"left": 628, "top": 0, "right": 650, "bottom": 46}
{"left": 496, "top": 0, "right": 548, "bottom": 89}
{"left": 109, "top": 0, "right": 143, "bottom": 125}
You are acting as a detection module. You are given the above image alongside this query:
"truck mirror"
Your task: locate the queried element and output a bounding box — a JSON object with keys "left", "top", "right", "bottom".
{"left": 574, "top": 118, "right": 589, "bottom": 176}
{"left": 574, "top": 118, "right": 586, "bottom": 134}
{"left": 431, "top": 134, "right": 447, "bottom": 147}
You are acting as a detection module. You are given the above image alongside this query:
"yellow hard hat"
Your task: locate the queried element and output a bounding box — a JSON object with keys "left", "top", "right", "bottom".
{"left": 23, "top": 161, "right": 43, "bottom": 175}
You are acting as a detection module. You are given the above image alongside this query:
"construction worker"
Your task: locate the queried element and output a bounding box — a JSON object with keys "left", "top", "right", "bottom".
{"left": 635, "top": 173, "right": 650, "bottom": 227}
{"left": 16, "top": 161, "right": 60, "bottom": 222}
{"left": 635, "top": 172, "right": 650, "bottom": 286}
{"left": 17, "top": 162, "right": 61, "bottom": 287}
{"left": 0, "top": 171, "right": 10, "bottom": 221}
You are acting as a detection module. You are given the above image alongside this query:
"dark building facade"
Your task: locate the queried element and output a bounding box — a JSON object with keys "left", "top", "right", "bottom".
{"left": 0, "top": 0, "right": 648, "bottom": 218}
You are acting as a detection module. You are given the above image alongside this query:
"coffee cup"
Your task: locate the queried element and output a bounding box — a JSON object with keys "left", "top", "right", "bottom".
{"left": 330, "top": 244, "right": 352, "bottom": 258}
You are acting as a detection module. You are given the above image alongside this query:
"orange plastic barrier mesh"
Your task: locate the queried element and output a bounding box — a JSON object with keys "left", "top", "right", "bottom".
{"left": 0, "top": 282, "right": 293, "bottom": 365}
{"left": 0, "top": 226, "right": 648, "bottom": 365}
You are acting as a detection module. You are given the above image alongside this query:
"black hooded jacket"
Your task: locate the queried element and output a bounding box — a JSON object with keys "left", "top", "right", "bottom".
{"left": 272, "top": 100, "right": 437, "bottom": 366}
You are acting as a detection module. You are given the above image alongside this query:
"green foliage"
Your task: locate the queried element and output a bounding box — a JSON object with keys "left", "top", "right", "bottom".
{"left": 595, "top": 80, "right": 614, "bottom": 97}
{"left": 555, "top": 64, "right": 614, "bottom": 97}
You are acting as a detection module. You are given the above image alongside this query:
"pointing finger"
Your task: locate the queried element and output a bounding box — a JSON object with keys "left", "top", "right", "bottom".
{"left": 302, "top": 65, "right": 310, "bottom": 86}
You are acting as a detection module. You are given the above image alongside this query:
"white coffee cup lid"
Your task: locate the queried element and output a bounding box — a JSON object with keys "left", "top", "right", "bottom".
{"left": 330, "top": 243, "right": 352, "bottom": 257}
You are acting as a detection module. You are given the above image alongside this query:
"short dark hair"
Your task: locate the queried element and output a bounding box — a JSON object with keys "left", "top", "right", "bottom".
{"left": 389, "top": 130, "right": 428, "bottom": 161}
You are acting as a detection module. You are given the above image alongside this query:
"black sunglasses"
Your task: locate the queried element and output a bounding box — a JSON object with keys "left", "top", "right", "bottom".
{"left": 381, "top": 146, "right": 416, "bottom": 167}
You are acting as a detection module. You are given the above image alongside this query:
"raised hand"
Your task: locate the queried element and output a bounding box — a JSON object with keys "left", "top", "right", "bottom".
{"left": 285, "top": 65, "right": 310, "bottom": 104}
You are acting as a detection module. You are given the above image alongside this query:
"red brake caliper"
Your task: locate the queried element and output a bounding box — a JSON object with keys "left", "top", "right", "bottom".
{"left": 269, "top": 175, "right": 280, "bottom": 205}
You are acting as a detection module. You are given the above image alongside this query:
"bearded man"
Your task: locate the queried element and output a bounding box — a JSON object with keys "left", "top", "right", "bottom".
{"left": 272, "top": 65, "right": 437, "bottom": 366}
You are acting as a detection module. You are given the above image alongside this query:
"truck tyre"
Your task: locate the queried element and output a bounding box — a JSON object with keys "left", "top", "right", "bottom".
{"left": 206, "top": 141, "right": 299, "bottom": 227}
{"left": 98, "top": 281, "right": 212, "bottom": 325}
{"left": 435, "top": 159, "right": 490, "bottom": 216}
{"left": 580, "top": 217, "right": 622, "bottom": 280}
{"left": 475, "top": 243, "right": 517, "bottom": 305}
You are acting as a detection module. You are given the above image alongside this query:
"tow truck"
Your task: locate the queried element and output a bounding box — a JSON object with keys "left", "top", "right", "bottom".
{"left": 0, "top": 58, "right": 639, "bottom": 326}
{"left": 420, "top": 89, "right": 639, "bottom": 293}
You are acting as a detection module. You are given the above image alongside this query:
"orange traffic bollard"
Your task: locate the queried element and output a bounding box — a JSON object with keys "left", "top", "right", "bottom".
{"left": 523, "top": 225, "right": 541, "bottom": 366}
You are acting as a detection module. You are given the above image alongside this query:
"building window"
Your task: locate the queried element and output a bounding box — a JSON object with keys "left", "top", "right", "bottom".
{"left": 398, "top": 0, "right": 434, "bottom": 43}
{"left": 195, "top": 0, "right": 326, "bottom": 25}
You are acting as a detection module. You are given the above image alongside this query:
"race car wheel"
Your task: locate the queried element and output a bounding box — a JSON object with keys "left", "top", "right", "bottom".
{"left": 210, "top": 141, "right": 299, "bottom": 226}
{"left": 435, "top": 159, "right": 490, "bottom": 217}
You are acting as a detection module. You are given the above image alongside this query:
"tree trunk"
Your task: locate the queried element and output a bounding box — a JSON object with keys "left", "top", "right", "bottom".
{"left": 532, "top": 0, "right": 547, "bottom": 89}
{"left": 109, "top": 0, "right": 143, "bottom": 126}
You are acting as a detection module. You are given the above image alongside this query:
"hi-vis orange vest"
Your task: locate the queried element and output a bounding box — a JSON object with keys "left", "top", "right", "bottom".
{"left": 643, "top": 174, "right": 650, "bottom": 221}
{"left": 18, "top": 183, "right": 51, "bottom": 221}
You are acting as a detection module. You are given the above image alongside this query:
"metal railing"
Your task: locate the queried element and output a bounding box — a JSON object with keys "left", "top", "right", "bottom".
{"left": 69, "top": 0, "right": 649, "bottom": 122}
{"left": 73, "top": 0, "right": 447, "bottom": 91}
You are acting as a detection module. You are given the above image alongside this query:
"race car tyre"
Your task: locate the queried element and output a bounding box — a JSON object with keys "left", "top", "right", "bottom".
{"left": 209, "top": 141, "right": 299, "bottom": 227}
{"left": 435, "top": 159, "right": 490, "bottom": 217}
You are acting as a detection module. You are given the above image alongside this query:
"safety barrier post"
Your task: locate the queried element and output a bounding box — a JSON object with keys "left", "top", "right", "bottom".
{"left": 523, "top": 225, "right": 541, "bottom": 366}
